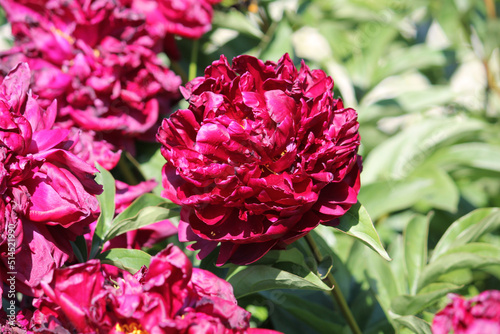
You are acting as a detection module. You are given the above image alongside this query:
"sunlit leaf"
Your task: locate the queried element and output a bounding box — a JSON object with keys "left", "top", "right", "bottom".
{"left": 431, "top": 208, "right": 500, "bottom": 262}
{"left": 227, "top": 265, "right": 331, "bottom": 299}
{"left": 90, "top": 163, "right": 116, "bottom": 259}
{"left": 391, "top": 282, "right": 461, "bottom": 316}
{"left": 392, "top": 315, "right": 432, "bottom": 334}
{"left": 105, "top": 193, "right": 179, "bottom": 241}
{"left": 97, "top": 248, "right": 151, "bottom": 273}
{"left": 335, "top": 202, "right": 391, "bottom": 261}
{"left": 404, "top": 214, "right": 430, "bottom": 294}
{"left": 418, "top": 243, "right": 500, "bottom": 291}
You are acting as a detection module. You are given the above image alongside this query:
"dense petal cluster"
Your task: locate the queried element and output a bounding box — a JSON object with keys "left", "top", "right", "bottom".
{"left": 157, "top": 53, "right": 361, "bottom": 265}
{"left": 0, "top": 63, "right": 102, "bottom": 295}
{"left": 125, "top": 0, "right": 223, "bottom": 41}
{"left": 24, "top": 244, "right": 279, "bottom": 333}
{"left": 0, "top": 0, "right": 181, "bottom": 168}
{"left": 432, "top": 290, "right": 500, "bottom": 334}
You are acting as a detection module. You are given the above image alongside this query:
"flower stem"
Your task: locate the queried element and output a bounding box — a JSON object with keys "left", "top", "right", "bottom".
{"left": 188, "top": 39, "right": 200, "bottom": 82}
{"left": 304, "top": 233, "right": 362, "bottom": 334}
{"left": 117, "top": 155, "right": 138, "bottom": 185}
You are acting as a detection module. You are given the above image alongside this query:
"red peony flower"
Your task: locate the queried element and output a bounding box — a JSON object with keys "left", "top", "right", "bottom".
{"left": 432, "top": 290, "right": 500, "bottom": 334}
{"left": 29, "top": 244, "right": 281, "bottom": 333}
{"left": 157, "top": 53, "right": 361, "bottom": 265}
{"left": 0, "top": 63, "right": 102, "bottom": 296}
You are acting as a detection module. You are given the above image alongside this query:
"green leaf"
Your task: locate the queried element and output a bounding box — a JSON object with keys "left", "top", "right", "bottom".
{"left": 404, "top": 214, "right": 430, "bottom": 294}
{"left": 264, "top": 292, "right": 345, "bottom": 334}
{"left": 425, "top": 143, "right": 500, "bottom": 172}
{"left": 227, "top": 265, "right": 331, "bottom": 299}
{"left": 391, "top": 283, "right": 461, "bottom": 316}
{"left": 373, "top": 45, "right": 446, "bottom": 83}
{"left": 362, "top": 117, "right": 484, "bottom": 183}
{"left": 335, "top": 202, "right": 391, "bottom": 261}
{"left": 392, "top": 315, "right": 432, "bottom": 334}
{"left": 259, "top": 20, "right": 294, "bottom": 62}
{"left": 418, "top": 243, "right": 500, "bottom": 291}
{"left": 97, "top": 248, "right": 151, "bottom": 273}
{"left": 410, "top": 167, "right": 459, "bottom": 213}
{"left": 359, "top": 179, "right": 433, "bottom": 220}
{"left": 431, "top": 208, "right": 500, "bottom": 262}
{"left": 395, "top": 86, "right": 455, "bottom": 113}
{"left": 365, "top": 247, "right": 401, "bottom": 310}
{"left": 90, "top": 164, "right": 116, "bottom": 259}
{"left": 212, "top": 10, "right": 263, "bottom": 39}
{"left": 70, "top": 235, "right": 88, "bottom": 263}
{"left": 104, "top": 193, "right": 179, "bottom": 241}
{"left": 135, "top": 147, "right": 166, "bottom": 196}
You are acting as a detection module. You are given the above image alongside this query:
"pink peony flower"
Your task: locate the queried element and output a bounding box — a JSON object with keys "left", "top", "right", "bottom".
{"left": 29, "top": 244, "right": 281, "bottom": 333}
{"left": 0, "top": 0, "right": 181, "bottom": 168}
{"left": 0, "top": 309, "right": 34, "bottom": 333}
{"left": 0, "top": 63, "right": 102, "bottom": 296}
{"left": 125, "top": 0, "right": 222, "bottom": 40}
{"left": 432, "top": 290, "right": 500, "bottom": 334}
{"left": 157, "top": 53, "right": 361, "bottom": 265}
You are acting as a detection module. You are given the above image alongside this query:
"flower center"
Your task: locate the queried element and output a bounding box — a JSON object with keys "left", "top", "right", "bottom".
{"left": 50, "top": 27, "right": 75, "bottom": 44}
{"left": 115, "top": 323, "right": 148, "bottom": 334}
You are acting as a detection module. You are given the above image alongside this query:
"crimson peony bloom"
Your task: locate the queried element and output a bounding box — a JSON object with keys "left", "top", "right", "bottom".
{"left": 0, "top": 63, "right": 102, "bottom": 296}
{"left": 28, "top": 244, "right": 280, "bottom": 333}
{"left": 432, "top": 290, "right": 500, "bottom": 334}
{"left": 157, "top": 53, "right": 361, "bottom": 265}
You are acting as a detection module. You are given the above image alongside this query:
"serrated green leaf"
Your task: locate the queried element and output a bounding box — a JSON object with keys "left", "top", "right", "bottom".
{"left": 97, "top": 248, "right": 151, "bottom": 273}
{"left": 105, "top": 193, "right": 179, "bottom": 241}
{"left": 392, "top": 315, "right": 432, "bottom": 334}
{"left": 335, "top": 202, "right": 391, "bottom": 261}
{"left": 391, "top": 283, "right": 461, "bottom": 316}
{"left": 90, "top": 163, "right": 116, "bottom": 259}
{"left": 404, "top": 214, "right": 430, "bottom": 294}
{"left": 227, "top": 265, "right": 331, "bottom": 299}
{"left": 431, "top": 208, "right": 500, "bottom": 262}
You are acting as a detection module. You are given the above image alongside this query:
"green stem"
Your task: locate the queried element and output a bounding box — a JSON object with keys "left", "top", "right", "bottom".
{"left": 305, "top": 234, "right": 362, "bottom": 334}
{"left": 189, "top": 39, "right": 200, "bottom": 82}
{"left": 170, "top": 61, "right": 188, "bottom": 84}
{"left": 117, "top": 155, "right": 138, "bottom": 185}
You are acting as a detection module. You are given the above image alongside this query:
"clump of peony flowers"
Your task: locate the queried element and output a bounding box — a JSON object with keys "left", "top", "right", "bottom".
{"left": 10, "top": 244, "right": 280, "bottom": 333}
{"left": 0, "top": 63, "right": 102, "bottom": 296}
{"left": 432, "top": 290, "right": 500, "bottom": 334}
{"left": 0, "top": 0, "right": 182, "bottom": 169}
{"left": 157, "top": 53, "right": 361, "bottom": 265}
